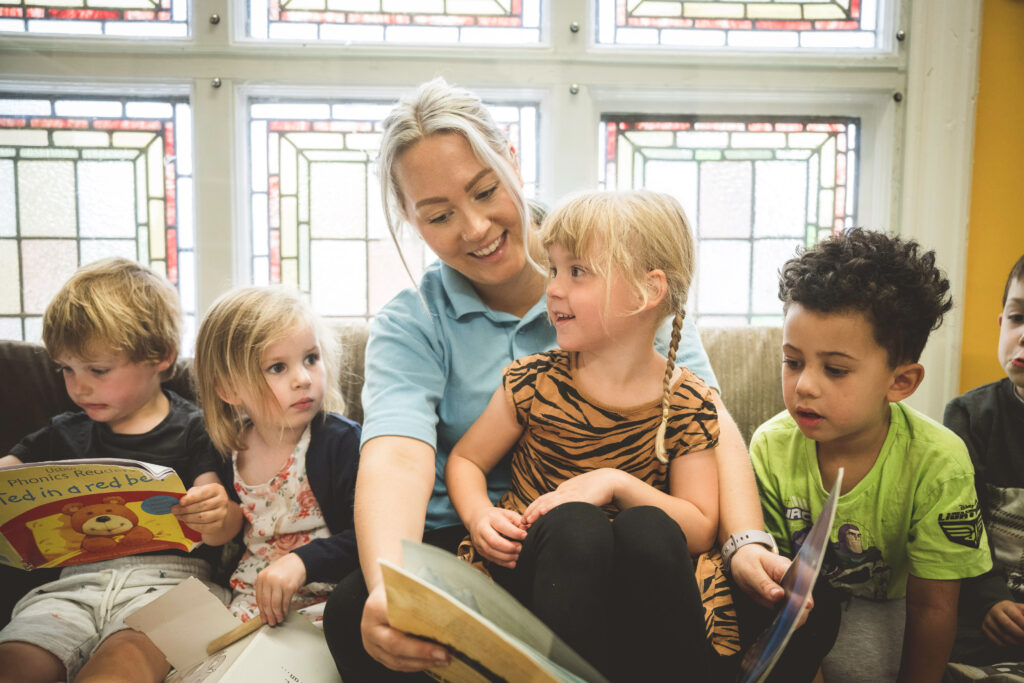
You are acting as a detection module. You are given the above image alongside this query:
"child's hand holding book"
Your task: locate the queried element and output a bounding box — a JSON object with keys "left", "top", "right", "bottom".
{"left": 171, "top": 476, "right": 241, "bottom": 545}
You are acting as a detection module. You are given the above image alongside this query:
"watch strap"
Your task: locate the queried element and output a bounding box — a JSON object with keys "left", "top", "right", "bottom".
{"left": 721, "top": 529, "right": 778, "bottom": 574}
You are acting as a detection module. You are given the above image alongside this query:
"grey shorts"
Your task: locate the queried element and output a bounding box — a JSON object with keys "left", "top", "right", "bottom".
{"left": 822, "top": 595, "right": 907, "bottom": 683}
{"left": 0, "top": 555, "right": 229, "bottom": 681}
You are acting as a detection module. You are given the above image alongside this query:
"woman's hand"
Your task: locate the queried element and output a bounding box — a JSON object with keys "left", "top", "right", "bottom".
{"left": 730, "top": 544, "right": 818, "bottom": 628}
{"left": 521, "top": 469, "right": 621, "bottom": 527}
{"left": 254, "top": 552, "right": 307, "bottom": 626}
{"left": 729, "top": 543, "right": 788, "bottom": 607}
{"left": 362, "top": 582, "right": 451, "bottom": 672}
{"left": 469, "top": 507, "right": 526, "bottom": 568}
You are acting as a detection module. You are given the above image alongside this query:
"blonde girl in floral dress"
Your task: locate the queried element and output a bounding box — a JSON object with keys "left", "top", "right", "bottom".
{"left": 193, "top": 287, "right": 360, "bottom": 624}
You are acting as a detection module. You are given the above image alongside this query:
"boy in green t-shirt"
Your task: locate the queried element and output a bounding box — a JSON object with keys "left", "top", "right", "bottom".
{"left": 750, "top": 229, "right": 992, "bottom": 683}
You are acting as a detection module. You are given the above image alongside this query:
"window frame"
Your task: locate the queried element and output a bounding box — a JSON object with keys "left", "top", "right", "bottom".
{"left": 0, "top": 0, "right": 981, "bottom": 419}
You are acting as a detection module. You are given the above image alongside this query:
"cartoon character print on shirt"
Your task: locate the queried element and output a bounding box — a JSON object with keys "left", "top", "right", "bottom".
{"left": 786, "top": 496, "right": 892, "bottom": 600}
{"left": 821, "top": 522, "right": 890, "bottom": 600}
{"left": 937, "top": 499, "right": 984, "bottom": 549}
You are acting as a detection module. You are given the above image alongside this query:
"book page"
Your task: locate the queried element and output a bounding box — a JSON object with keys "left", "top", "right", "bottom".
{"left": 382, "top": 541, "right": 608, "bottom": 683}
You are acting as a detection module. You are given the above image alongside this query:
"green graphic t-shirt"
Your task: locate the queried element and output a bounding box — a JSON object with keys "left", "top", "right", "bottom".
{"left": 751, "top": 402, "right": 992, "bottom": 601}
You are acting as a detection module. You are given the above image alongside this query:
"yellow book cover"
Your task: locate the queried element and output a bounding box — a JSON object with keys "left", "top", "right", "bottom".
{"left": 0, "top": 458, "right": 200, "bottom": 570}
{"left": 381, "top": 541, "right": 608, "bottom": 683}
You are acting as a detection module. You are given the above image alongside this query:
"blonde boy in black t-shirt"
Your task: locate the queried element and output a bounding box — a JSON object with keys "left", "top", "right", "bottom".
{"left": 0, "top": 258, "right": 242, "bottom": 683}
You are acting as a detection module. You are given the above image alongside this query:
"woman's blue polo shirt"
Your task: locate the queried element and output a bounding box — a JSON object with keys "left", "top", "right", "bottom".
{"left": 360, "top": 261, "right": 718, "bottom": 531}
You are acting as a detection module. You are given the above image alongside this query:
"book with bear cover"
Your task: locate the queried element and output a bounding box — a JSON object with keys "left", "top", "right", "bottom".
{"left": 0, "top": 458, "right": 200, "bottom": 570}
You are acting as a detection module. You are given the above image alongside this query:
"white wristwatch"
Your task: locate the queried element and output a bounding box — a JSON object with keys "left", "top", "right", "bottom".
{"left": 721, "top": 529, "right": 779, "bottom": 575}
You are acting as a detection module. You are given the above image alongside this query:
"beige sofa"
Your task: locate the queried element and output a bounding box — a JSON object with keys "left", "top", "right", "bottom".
{"left": 0, "top": 324, "right": 784, "bottom": 626}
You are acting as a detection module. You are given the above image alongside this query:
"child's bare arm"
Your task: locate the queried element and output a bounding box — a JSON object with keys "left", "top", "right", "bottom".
{"left": 0, "top": 455, "right": 23, "bottom": 467}
{"left": 664, "top": 443, "right": 719, "bottom": 551}
{"left": 172, "top": 471, "right": 244, "bottom": 545}
{"left": 446, "top": 386, "right": 526, "bottom": 567}
{"left": 898, "top": 575, "right": 960, "bottom": 683}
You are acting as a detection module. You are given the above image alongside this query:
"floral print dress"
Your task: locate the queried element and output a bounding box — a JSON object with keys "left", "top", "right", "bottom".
{"left": 228, "top": 426, "right": 333, "bottom": 621}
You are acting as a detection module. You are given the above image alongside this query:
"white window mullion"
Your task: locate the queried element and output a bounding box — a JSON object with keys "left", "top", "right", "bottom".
{"left": 900, "top": 0, "right": 982, "bottom": 419}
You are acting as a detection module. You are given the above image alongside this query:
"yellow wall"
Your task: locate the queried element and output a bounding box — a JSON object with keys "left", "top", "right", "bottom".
{"left": 959, "top": 0, "right": 1024, "bottom": 392}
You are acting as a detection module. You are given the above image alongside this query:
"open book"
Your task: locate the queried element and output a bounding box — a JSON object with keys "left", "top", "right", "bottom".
{"left": 736, "top": 468, "right": 845, "bottom": 683}
{"left": 381, "top": 540, "right": 609, "bottom": 683}
{"left": 0, "top": 458, "right": 200, "bottom": 570}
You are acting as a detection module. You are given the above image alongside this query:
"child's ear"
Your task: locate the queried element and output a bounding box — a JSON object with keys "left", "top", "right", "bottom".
{"left": 642, "top": 269, "right": 668, "bottom": 311}
{"left": 154, "top": 352, "right": 175, "bottom": 375}
{"left": 216, "top": 382, "right": 243, "bottom": 406}
{"left": 886, "top": 362, "right": 925, "bottom": 402}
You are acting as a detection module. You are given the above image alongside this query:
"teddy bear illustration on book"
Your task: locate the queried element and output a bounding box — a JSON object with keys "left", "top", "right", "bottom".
{"left": 62, "top": 496, "right": 155, "bottom": 553}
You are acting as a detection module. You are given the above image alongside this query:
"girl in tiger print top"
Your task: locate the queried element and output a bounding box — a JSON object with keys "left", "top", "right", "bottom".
{"left": 446, "top": 190, "right": 723, "bottom": 682}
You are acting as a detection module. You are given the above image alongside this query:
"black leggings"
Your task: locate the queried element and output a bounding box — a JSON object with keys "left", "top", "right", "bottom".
{"left": 489, "top": 502, "right": 710, "bottom": 682}
{"left": 323, "top": 503, "right": 710, "bottom": 683}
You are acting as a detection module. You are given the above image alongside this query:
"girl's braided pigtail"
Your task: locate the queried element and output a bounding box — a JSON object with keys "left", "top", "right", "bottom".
{"left": 655, "top": 311, "right": 684, "bottom": 464}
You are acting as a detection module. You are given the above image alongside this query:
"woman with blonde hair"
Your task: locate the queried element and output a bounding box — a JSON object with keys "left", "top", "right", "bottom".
{"left": 323, "top": 78, "right": 790, "bottom": 680}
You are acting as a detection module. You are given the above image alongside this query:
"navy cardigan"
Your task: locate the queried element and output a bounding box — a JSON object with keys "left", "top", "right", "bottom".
{"left": 221, "top": 412, "right": 361, "bottom": 584}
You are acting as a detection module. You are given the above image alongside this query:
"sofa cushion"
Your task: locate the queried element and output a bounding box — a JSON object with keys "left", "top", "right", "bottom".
{"left": 1, "top": 340, "right": 76, "bottom": 456}
{"left": 700, "top": 326, "right": 785, "bottom": 444}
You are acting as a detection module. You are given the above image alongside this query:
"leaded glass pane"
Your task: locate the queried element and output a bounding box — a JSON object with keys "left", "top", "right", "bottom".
{"left": 248, "top": 0, "right": 542, "bottom": 44}
{"left": 0, "top": 0, "right": 189, "bottom": 38}
{"left": 596, "top": 0, "right": 882, "bottom": 50}
{"left": 0, "top": 94, "right": 196, "bottom": 350}
{"left": 601, "top": 115, "right": 858, "bottom": 326}
{"left": 249, "top": 96, "right": 539, "bottom": 322}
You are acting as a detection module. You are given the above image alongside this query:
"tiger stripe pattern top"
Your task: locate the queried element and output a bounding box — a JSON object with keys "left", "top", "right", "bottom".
{"left": 496, "top": 349, "right": 720, "bottom": 517}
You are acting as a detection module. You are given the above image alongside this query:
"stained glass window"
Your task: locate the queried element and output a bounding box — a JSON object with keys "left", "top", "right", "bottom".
{"left": 596, "top": 0, "right": 882, "bottom": 49}
{"left": 601, "top": 115, "right": 858, "bottom": 326}
{"left": 248, "top": 0, "right": 541, "bottom": 44}
{"left": 0, "top": 1, "right": 188, "bottom": 38}
{"left": 0, "top": 95, "right": 196, "bottom": 349}
{"left": 248, "top": 97, "right": 538, "bottom": 323}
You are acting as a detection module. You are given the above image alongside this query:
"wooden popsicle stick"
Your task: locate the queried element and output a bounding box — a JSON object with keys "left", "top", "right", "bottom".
{"left": 206, "top": 614, "right": 266, "bottom": 655}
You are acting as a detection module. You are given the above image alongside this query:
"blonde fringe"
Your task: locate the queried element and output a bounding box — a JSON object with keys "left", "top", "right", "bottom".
{"left": 655, "top": 312, "right": 684, "bottom": 464}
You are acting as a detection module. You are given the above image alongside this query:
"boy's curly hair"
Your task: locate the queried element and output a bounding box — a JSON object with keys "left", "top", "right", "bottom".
{"left": 778, "top": 228, "right": 952, "bottom": 367}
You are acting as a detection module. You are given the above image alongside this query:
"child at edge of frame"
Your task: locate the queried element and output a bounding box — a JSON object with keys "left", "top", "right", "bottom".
{"left": 944, "top": 253, "right": 1024, "bottom": 683}
{"left": 0, "top": 257, "right": 240, "bottom": 683}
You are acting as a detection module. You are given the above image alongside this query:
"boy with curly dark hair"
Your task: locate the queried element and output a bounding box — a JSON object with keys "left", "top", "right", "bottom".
{"left": 750, "top": 229, "right": 992, "bottom": 683}
{"left": 944, "top": 254, "right": 1024, "bottom": 682}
